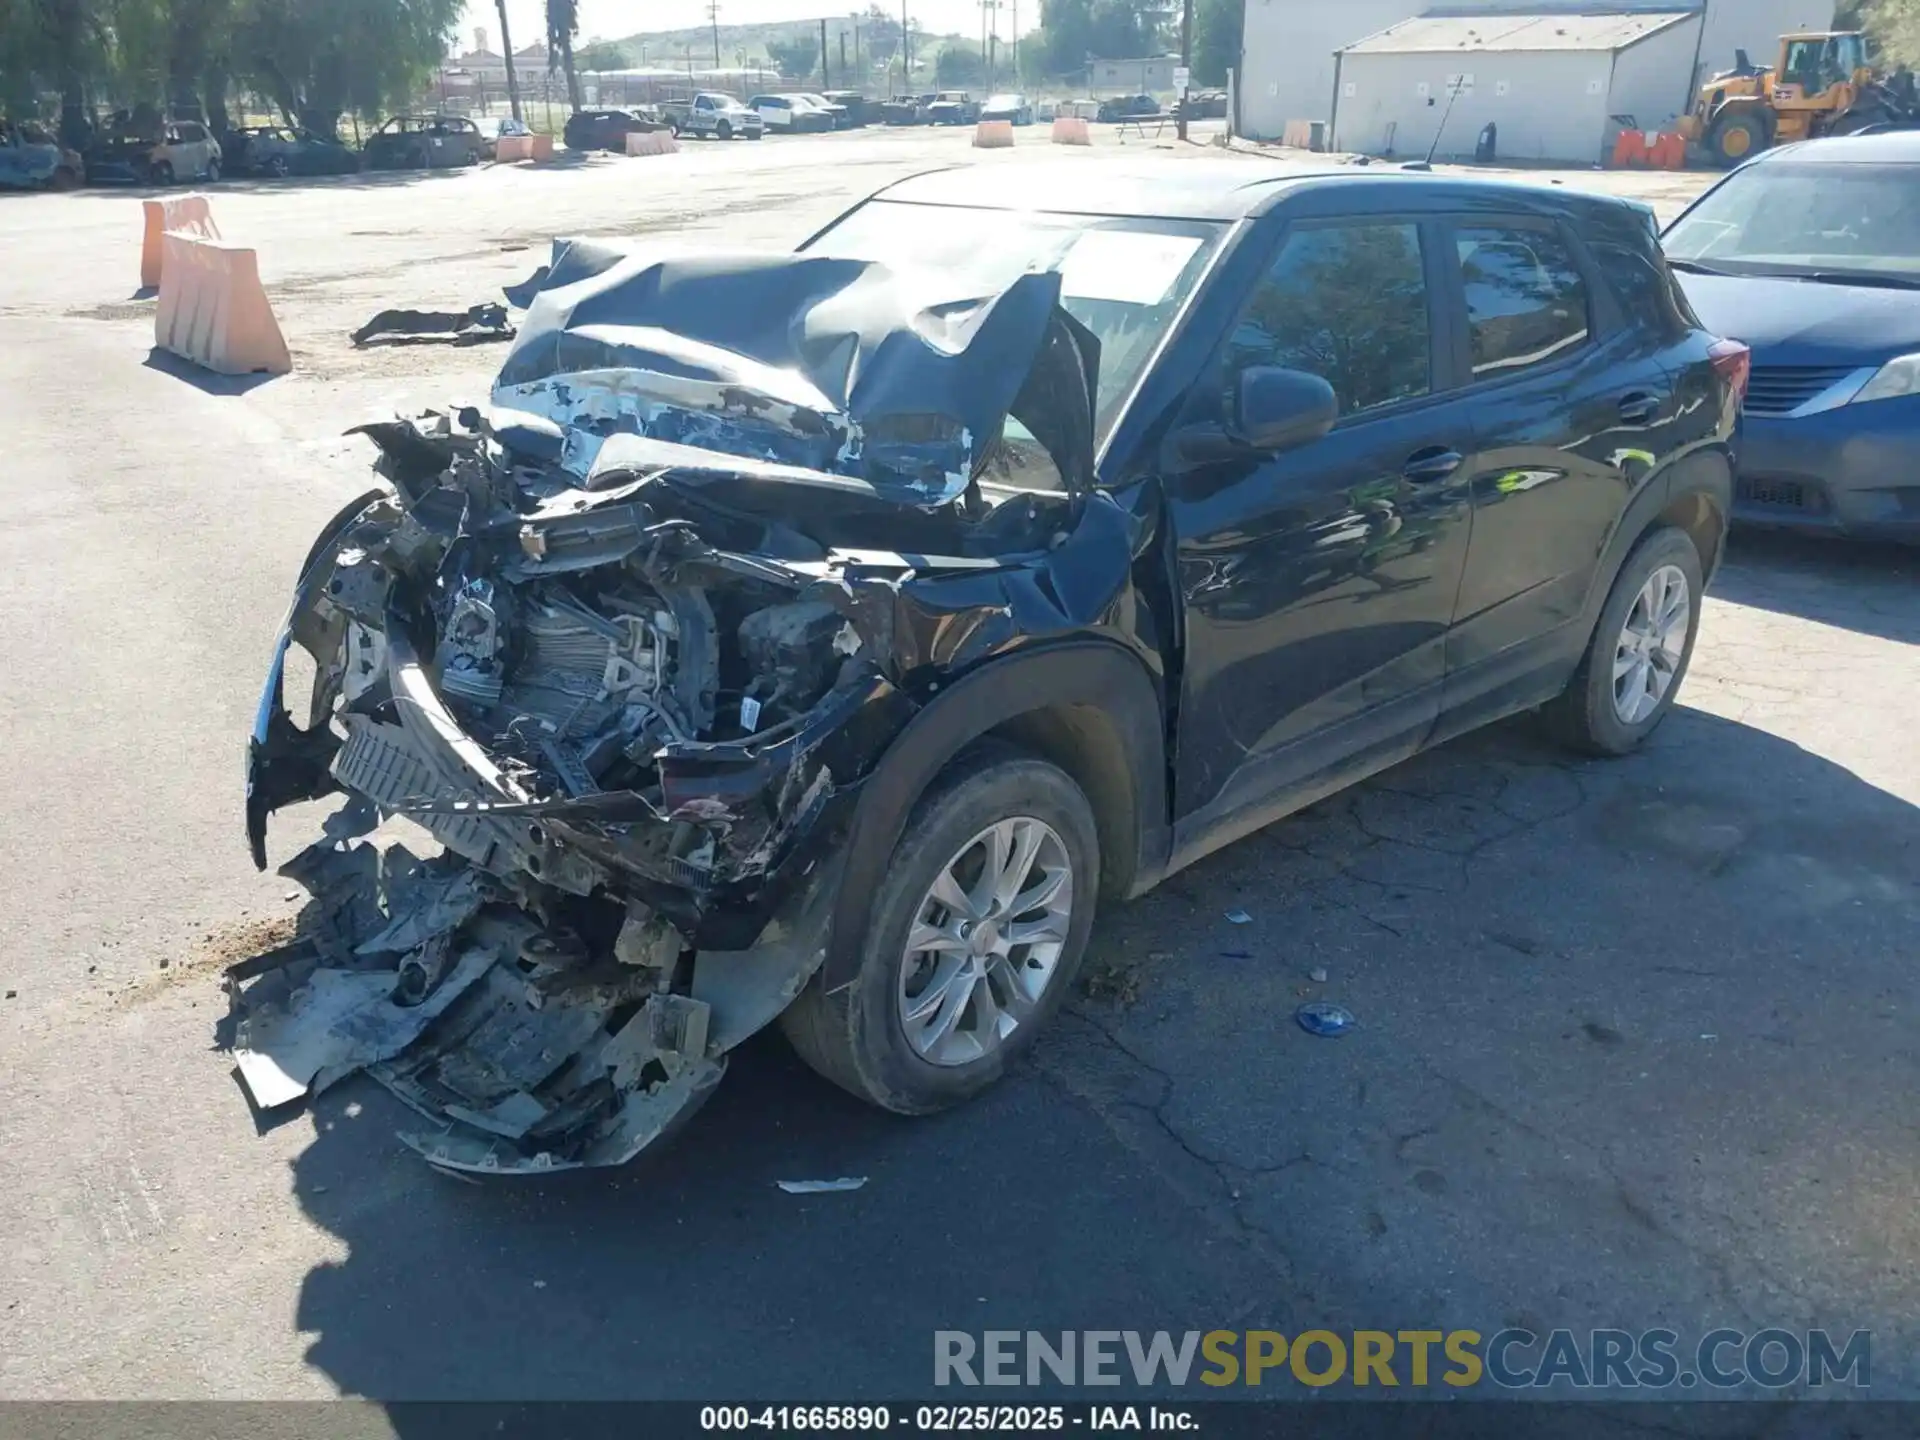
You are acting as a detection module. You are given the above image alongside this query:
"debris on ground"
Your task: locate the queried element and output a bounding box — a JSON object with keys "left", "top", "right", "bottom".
{"left": 776, "top": 1177, "right": 868, "bottom": 1194}
{"left": 1225, "top": 909, "right": 1252, "bottom": 924}
{"left": 1296, "top": 1001, "right": 1355, "bottom": 1037}
{"left": 351, "top": 303, "right": 513, "bottom": 348}
{"left": 1308, "top": 966, "right": 1328, "bottom": 984}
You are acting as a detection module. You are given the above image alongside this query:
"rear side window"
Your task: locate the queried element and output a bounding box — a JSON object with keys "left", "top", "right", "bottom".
{"left": 1225, "top": 221, "right": 1431, "bottom": 418}
{"left": 1454, "top": 224, "right": 1590, "bottom": 378}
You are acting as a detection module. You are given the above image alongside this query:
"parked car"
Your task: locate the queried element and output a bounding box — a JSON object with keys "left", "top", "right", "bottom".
{"left": 979, "top": 93, "right": 1034, "bottom": 125}
{"left": 660, "top": 92, "right": 764, "bottom": 140}
{"left": 363, "top": 115, "right": 487, "bottom": 170}
{"left": 790, "top": 92, "right": 850, "bottom": 128}
{"left": 821, "top": 90, "right": 871, "bottom": 126}
{"left": 1096, "top": 93, "right": 1162, "bottom": 123}
{"left": 475, "top": 114, "right": 532, "bottom": 159}
{"left": 1189, "top": 89, "right": 1229, "bottom": 119}
{"left": 925, "top": 91, "right": 979, "bottom": 125}
{"left": 747, "top": 95, "right": 834, "bottom": 134}
{"left": 143, "top": 120, "right": 223, "bottom": 183}
{"left": 563, "top": 108, "right": 665, "bottom": 152}
{"left": 0, "top": 119, "right": 81, "bottom": 190}
{"left": 242, "top": 159, "right": 1739, "bottom": 1175}
{"left": 1663, "top": 131, "right": 1920, "bottom": 542}
{"left": 879, "top": 93, "right": 937, "bottom": 124}
{"left": 222, "top": 125, "right": 360, "bottom": 178}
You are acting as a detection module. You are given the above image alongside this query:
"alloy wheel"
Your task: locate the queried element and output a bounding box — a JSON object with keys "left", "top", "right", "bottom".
{"left": 1612, "top": 563, "right": 1690, "bottom": 724}
{"left": 895, "top": 816, "right": 1075, "bottom": 1067}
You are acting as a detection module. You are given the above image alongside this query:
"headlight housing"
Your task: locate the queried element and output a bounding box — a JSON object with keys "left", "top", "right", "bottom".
{"left": 1853, "top": 352, "right": 1920, "bottom": 405}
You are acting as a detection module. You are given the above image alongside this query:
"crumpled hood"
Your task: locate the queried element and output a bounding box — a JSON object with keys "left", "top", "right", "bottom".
{"left": 491, "top": 241, "right": 1086, "bottom": 505}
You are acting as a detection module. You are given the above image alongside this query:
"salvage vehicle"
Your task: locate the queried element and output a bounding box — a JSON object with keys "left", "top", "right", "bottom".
{"left": 1096, "top": 93, "right": 1163, "bottom": 123}
{"left": 0, "top": 118, "right": 81, "bottom": 189}
{"left": 562, "top": 108, "right": 665, "bottom": 152}
{"left": 145, "top": 119, "right": 222, "bottom": 183}
{"left": 925, "top": 91, "right": 979, "bottom": 125}
{"left": 821, "top": 90, "right": 871, "bottom": 126}
{"left": 879, "top": 93, "right": 936, "bottom": 124}
{"left": 791, "top": 92, "right": 851, "bottom": 128}
{"left": 1664, "top": 131, "right": 1920, "bottom": 541}
{"left": 238, "top": 160, "right": 1740, "bottom": 1175}
{"left": 222, "top": 125, "right": 360, "bottom": 178}
{"left": 660, "top": 92, "right": 765, "bottom": 140}
{"left": 363, "top": 114, "right": 488, "bottom": 170}
{"left": 980, "top": 93, "right": 1035, "bottom": 126}
{"left": 747, "top": 94, "right": 834, "bottom": 134}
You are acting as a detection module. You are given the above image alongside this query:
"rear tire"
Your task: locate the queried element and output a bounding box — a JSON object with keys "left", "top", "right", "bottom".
{"left": 1543, "top": 526, "right": 1703, "bottom": 756}
{"left": 780, "top": 745, "right": 1100, "bottom": 1115}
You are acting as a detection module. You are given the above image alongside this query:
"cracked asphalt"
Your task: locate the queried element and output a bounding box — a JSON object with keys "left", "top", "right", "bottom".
{"left": 0, "top": 125, "right": 1915, "bottom": 1414}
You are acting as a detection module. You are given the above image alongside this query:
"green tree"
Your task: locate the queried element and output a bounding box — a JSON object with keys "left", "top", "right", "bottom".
{"left": 575, "top": 40, "right": 628, "bottom": 71}
{"left": 766, "top": 33, "right": 818, "bottom": 77}
{"left": 1864, "top": 0, "right": 1920, "bottom": 64}
{"left": 233, "top": 0, "right": 463, "bottom": 134}
{"left": 935, "top": 39, "right": 985, "bottom": 86}
{"left": 1191, "top": 0, "right": 1239, "bottom": 86}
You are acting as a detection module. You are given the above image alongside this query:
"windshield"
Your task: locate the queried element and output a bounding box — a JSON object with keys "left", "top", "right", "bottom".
{"left": 1664, "top": 161, "right": 1920, "bottom": 280}
{"left": 803, "top": 199, "right": 1225, "bottom": 446}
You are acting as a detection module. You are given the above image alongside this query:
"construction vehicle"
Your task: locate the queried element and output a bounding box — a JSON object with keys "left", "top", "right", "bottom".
{"left": 1678, "top": 31, "right": 1919, "bottom": 166}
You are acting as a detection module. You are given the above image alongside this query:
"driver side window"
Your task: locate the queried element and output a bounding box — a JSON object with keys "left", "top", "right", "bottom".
{"left": 1223, "top": 221, "right": 1431, "bottom": 420}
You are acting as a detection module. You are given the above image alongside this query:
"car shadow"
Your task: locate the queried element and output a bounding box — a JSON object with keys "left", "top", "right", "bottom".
{"left": 249, "top": 699, "right": 1920, "bottom": 1406}
{"left": 142, "top": 348, "right": 280, "bottom": 395}
{"left": 1712, "top": 528, "right": 1919, "bottom": 645}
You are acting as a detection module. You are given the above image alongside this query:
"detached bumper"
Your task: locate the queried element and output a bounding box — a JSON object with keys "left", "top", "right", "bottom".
{"left": 1735, "top": 396, "right": 1920, "bottom": 543}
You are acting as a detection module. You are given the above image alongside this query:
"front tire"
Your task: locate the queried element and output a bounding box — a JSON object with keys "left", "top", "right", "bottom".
{"left": 1543, "top": 526, "right": 1703, "bottom": 756}
{"left": 1707, "top": 111, "right": 1767, "bottom": 166}
{"left": 716, "top": 119, "right": 733, "bottom": 141}
{"left": 780, "top": 746, "right": 1099, "bottom": 1114}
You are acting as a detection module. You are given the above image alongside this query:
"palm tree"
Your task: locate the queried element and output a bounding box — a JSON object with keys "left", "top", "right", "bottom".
{"left": 547, "top": 0, "right": 583, "bottom": 112}
{"left": 494, "top": 0, "right": 523, "bottom": 120}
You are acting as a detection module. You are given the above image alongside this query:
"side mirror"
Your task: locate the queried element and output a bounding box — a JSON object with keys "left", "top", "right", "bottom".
{"left": 1234, "top": 366, "right": 1339, "bottom": 452}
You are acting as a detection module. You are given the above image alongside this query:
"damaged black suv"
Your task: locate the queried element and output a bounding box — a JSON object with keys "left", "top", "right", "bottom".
{"left": 240, "top": 160, "right": 1742, "bottom": 1175}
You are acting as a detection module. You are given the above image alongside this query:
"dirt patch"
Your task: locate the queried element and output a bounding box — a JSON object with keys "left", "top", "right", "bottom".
{"left": 109, "top": 913, "right": 302, "bottom": 1008}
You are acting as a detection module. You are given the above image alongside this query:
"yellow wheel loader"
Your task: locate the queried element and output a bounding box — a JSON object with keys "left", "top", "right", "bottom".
{"left": 1677, "top": 32, "right": 1918, "bottom": 167}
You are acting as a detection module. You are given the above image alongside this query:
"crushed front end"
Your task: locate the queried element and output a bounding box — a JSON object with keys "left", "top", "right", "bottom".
{"left": 232, "top": 243, "right": 1134, "bottom": 1174}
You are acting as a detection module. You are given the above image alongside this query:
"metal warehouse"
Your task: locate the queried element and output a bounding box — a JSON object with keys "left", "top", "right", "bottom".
{"left": 1329, "top": 11, "right": 1702, "bottom": 163}
{"left": 1236, "top": 0, "right": 1834, "bottom": 143}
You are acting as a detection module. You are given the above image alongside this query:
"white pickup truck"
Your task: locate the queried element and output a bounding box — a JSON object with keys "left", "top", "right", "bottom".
{"left": 661, "top": 92, "right": 765, "bottom": 141}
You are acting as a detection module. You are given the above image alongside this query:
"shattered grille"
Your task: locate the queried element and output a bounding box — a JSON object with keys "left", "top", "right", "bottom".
{"left": 1742, "top": 366, "right": 1857, "bottom": 417}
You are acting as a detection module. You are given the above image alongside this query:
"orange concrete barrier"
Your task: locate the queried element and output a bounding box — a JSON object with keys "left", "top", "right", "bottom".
{"left": 530, "top": 133, "right": 555, "bottom": 161}
{"left": 154, "top": 231, "right": 290, "bottom": 376}
{"left": 1281, "top": 119, "right": 1315, "bottom": 149}
{"left": 1610, "top": 130, "right": 1687, "bottom": 169}
{"left": 1050, "top": 116, "right": 1091, "bottom": 146}
{"left": 625, "top": 130, "right": 681, "bottom": 156}
{"left": 973, "top": 120, "right": 1014, "bottom": 149}
{"left": 140, "top": 193, "right": 220, "bottom": 291}
{"left": 495, "top": 134, "right": 535, "bottom": 162}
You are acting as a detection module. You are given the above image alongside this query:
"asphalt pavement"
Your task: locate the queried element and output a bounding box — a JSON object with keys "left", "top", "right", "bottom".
{"left": 0, "top": 125, "right": 1914, "bottom": 1411}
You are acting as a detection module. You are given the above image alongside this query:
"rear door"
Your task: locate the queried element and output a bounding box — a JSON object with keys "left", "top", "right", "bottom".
{"left": 1167, "top": 216, "right": 1476, "bottom": 839}
{"left": 1442, "top": 214, "right": 1680, "bottom": 702}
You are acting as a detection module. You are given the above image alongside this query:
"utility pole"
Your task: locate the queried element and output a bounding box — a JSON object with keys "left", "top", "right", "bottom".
{"left": 821, "top": 17, "right": 830, "bottom": 88}
{"left": 1012, "top": 0, "right": 1018, "bottom": 83}
{"left": 709, "top": 0, "right": 721, "bottom": 70}
{"left": 902, "top": 0, "right": 911, "bottom": 93}
{"left": 1176, "top": 0, "right": 1193, "bottom": 140}
{"left": 495, "top": 0, "right": 523, "bottom": 121}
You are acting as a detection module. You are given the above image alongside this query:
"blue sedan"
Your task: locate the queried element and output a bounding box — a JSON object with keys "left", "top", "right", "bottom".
{"left": 1664, "top": 131, "right": 1920, "bottom": 543}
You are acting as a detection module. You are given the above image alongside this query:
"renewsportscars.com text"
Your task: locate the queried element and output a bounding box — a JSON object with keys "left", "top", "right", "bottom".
{"left": 934, "top": 1328, "right": 1870, "bottom": 1391}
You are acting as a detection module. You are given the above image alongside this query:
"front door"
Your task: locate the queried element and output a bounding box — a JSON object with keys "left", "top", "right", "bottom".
{"left": 1167, "top": 217, "right": 1476, "bottom": 844}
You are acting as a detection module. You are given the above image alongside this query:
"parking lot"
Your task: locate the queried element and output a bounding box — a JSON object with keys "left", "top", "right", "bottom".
{"left": 0, "top": 122, "right": 1915, "bottom": 1407}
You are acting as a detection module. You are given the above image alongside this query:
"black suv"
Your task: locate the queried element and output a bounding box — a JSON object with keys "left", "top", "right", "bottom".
{"left": 564, "top": 107, "right": 667, "bottom": 152}
{"left": 239, "top": 161, "right": 1743, "bottom": 1175}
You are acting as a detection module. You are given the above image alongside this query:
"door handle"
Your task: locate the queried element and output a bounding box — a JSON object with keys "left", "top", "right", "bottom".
{"left": 1618, "top": 392, "right": 1660, "bottom": 424}
{"left": 1402, "top": 447, "right": 1463, "bottom": 484}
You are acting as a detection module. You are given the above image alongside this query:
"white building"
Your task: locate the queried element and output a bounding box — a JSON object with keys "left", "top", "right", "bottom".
{"left": 1332, "top": 12, "right": 1701, "bottom": 162}
{"left": 1237, "top": 0, "right": 1834, "bottom": 143}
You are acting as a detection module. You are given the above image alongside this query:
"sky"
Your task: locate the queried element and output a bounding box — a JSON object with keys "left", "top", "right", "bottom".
{"left": 459, "top": 0, "right": 1040, "bottom": 56}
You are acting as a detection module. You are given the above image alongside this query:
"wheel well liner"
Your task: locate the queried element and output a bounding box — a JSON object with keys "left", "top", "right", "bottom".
{"left": 818, "top": 641, "right": 1166, "bottom": 995}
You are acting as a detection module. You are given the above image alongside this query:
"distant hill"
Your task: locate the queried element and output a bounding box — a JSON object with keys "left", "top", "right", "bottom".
{"left": 598, "top": 18, "right": 961, "bottom": 69}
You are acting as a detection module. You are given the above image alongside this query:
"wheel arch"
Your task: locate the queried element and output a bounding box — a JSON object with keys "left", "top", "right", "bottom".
{"left": 818, "top": 641, "right": 1167, "bottom": 995}
{"left": 1583, "top": 446, "right": 1731, "bottom": 636}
